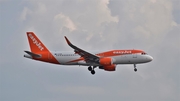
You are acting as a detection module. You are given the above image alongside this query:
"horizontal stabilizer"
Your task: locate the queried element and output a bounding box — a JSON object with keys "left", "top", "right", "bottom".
{"left": 24, "top": 51, "right": 41, "bottom": 58}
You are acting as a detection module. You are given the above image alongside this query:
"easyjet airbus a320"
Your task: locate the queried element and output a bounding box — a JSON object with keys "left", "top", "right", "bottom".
{"left": 24, "top": 32, "right": 153, "bottom": 75}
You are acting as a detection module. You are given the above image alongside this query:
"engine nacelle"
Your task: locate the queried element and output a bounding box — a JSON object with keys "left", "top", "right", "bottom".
{"left": 99, "top": 57, "right": 113, "bottom": 66}
{"left": 99, "top": 64, "right": 116, "bottom": 71}
{"left": 99, "top": 57, "right": 116, "bottom": 71}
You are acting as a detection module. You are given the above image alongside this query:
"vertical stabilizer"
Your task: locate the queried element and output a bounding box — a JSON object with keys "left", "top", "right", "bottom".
{"left": 27, "top": 32, "right": 48, "bottom": 53}
{"left": 25, "top": 32, "right": 59, "bottom": 64}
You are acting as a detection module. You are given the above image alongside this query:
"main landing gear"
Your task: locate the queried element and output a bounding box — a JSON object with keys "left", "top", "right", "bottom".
{"left": 134, "top": 64, "right": 137, "bottom": 72}
{"left": 88, "top": 66, "right": 96, "bottom": 75}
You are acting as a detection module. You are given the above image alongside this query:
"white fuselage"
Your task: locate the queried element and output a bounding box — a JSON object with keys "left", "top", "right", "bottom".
{"left": 24, "top": 32, "right": 153, "bottom": 74}
{"left": 48, "top": 51, "right": 153, "bottom": 66}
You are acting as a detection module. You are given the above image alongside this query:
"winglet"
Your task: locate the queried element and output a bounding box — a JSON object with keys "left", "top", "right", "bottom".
{"left": 64, "top": 36, "right": 71, "bottom": 45}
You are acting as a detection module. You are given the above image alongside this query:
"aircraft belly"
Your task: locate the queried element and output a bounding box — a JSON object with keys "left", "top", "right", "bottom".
{"left": 112, "top": 55, "right": 144, "bottom": 64}
{"left": 53, "top": 54, "right": 148, "bottom": 65}
{"left": 55, "top": 56, "right": 79, "bottom": 65}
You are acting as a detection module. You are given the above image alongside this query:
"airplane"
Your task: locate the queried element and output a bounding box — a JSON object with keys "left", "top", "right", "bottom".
{"left": 24, "top": 32, "right": 153, "bottom": 75}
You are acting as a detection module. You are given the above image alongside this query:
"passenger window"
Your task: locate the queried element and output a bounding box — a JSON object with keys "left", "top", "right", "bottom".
{"left": 141, "top": 52, "right": 147, "bottom": 55}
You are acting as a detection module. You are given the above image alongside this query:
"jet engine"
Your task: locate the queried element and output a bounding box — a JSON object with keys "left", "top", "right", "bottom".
{"left": 99, "top": 57, "right": 116, "bottom": 71}
{"left": 99, "top": 57, "right": 113, "bottom": 66}
{"left": 99, "top": 64, "right": 116, "bottom": 71}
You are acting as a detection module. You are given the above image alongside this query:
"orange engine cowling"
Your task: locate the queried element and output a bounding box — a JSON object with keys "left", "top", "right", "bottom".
{"left": 99, "top": 57, "right": 113, "bottom": 66}
{"left": 99, "top": 57, "right": 116, "bottom": 71}
{"left": 99, "top": 64, "right": 116, "bottom": 71}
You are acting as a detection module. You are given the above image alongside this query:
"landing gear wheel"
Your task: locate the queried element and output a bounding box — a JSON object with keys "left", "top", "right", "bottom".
{"left": 133, "top": 64, "right": 137, "bottom": 72}
{"left": 134, "top": 68, "right": 137, "bottom": 72}
{"left": 91, "top": 70, "right": 95, "bottom": 75}
{"left": 88, "top": 66, "right": 92, "bottom": 71}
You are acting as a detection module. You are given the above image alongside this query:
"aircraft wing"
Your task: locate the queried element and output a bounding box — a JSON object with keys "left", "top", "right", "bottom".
{"left": 64, "top": 36, "right": 100, "bottom": 64}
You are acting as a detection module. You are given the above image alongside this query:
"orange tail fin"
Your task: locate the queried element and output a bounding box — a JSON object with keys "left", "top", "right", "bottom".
{"left": 27, "top": 32, "right": 48, "bottom": 53}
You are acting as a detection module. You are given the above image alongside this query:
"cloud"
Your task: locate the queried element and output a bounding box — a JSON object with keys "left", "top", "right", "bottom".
{"left": 54, "top": 13, "right": 77, "bottom": 32}
{"left": 20, "top": 7, "right": 28, "bottom": 21}
{"left": 95, "top": 0, "right": 119, "bottom": 25}
{"left": 0, "top": 0, "right": 179, "bottom": 101}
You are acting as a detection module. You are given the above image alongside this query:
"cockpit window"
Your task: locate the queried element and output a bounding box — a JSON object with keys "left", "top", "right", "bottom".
{"left": 141, "top": 52, "right": 147, "bottom": 55}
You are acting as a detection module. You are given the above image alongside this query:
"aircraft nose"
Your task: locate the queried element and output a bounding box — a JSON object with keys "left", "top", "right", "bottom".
{"left": 147, "top": 55, "right": 153, "bottom": 62}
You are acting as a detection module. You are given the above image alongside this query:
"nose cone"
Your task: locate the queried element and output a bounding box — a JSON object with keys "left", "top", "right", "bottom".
{"left": 147, "top": 55, "right": 153, "bottom": 62}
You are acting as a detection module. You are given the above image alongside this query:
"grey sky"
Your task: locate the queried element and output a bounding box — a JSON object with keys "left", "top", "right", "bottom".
{"left": 0, "top": 0, "right": 180, "bottom": 101}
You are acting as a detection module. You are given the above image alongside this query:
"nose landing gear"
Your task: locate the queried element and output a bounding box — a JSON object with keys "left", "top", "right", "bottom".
{"left": 88, "top": 66, "right": 96, "bottom": 75}
{"left": 134, "top": 64, "right": 137, "bottom": 72}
